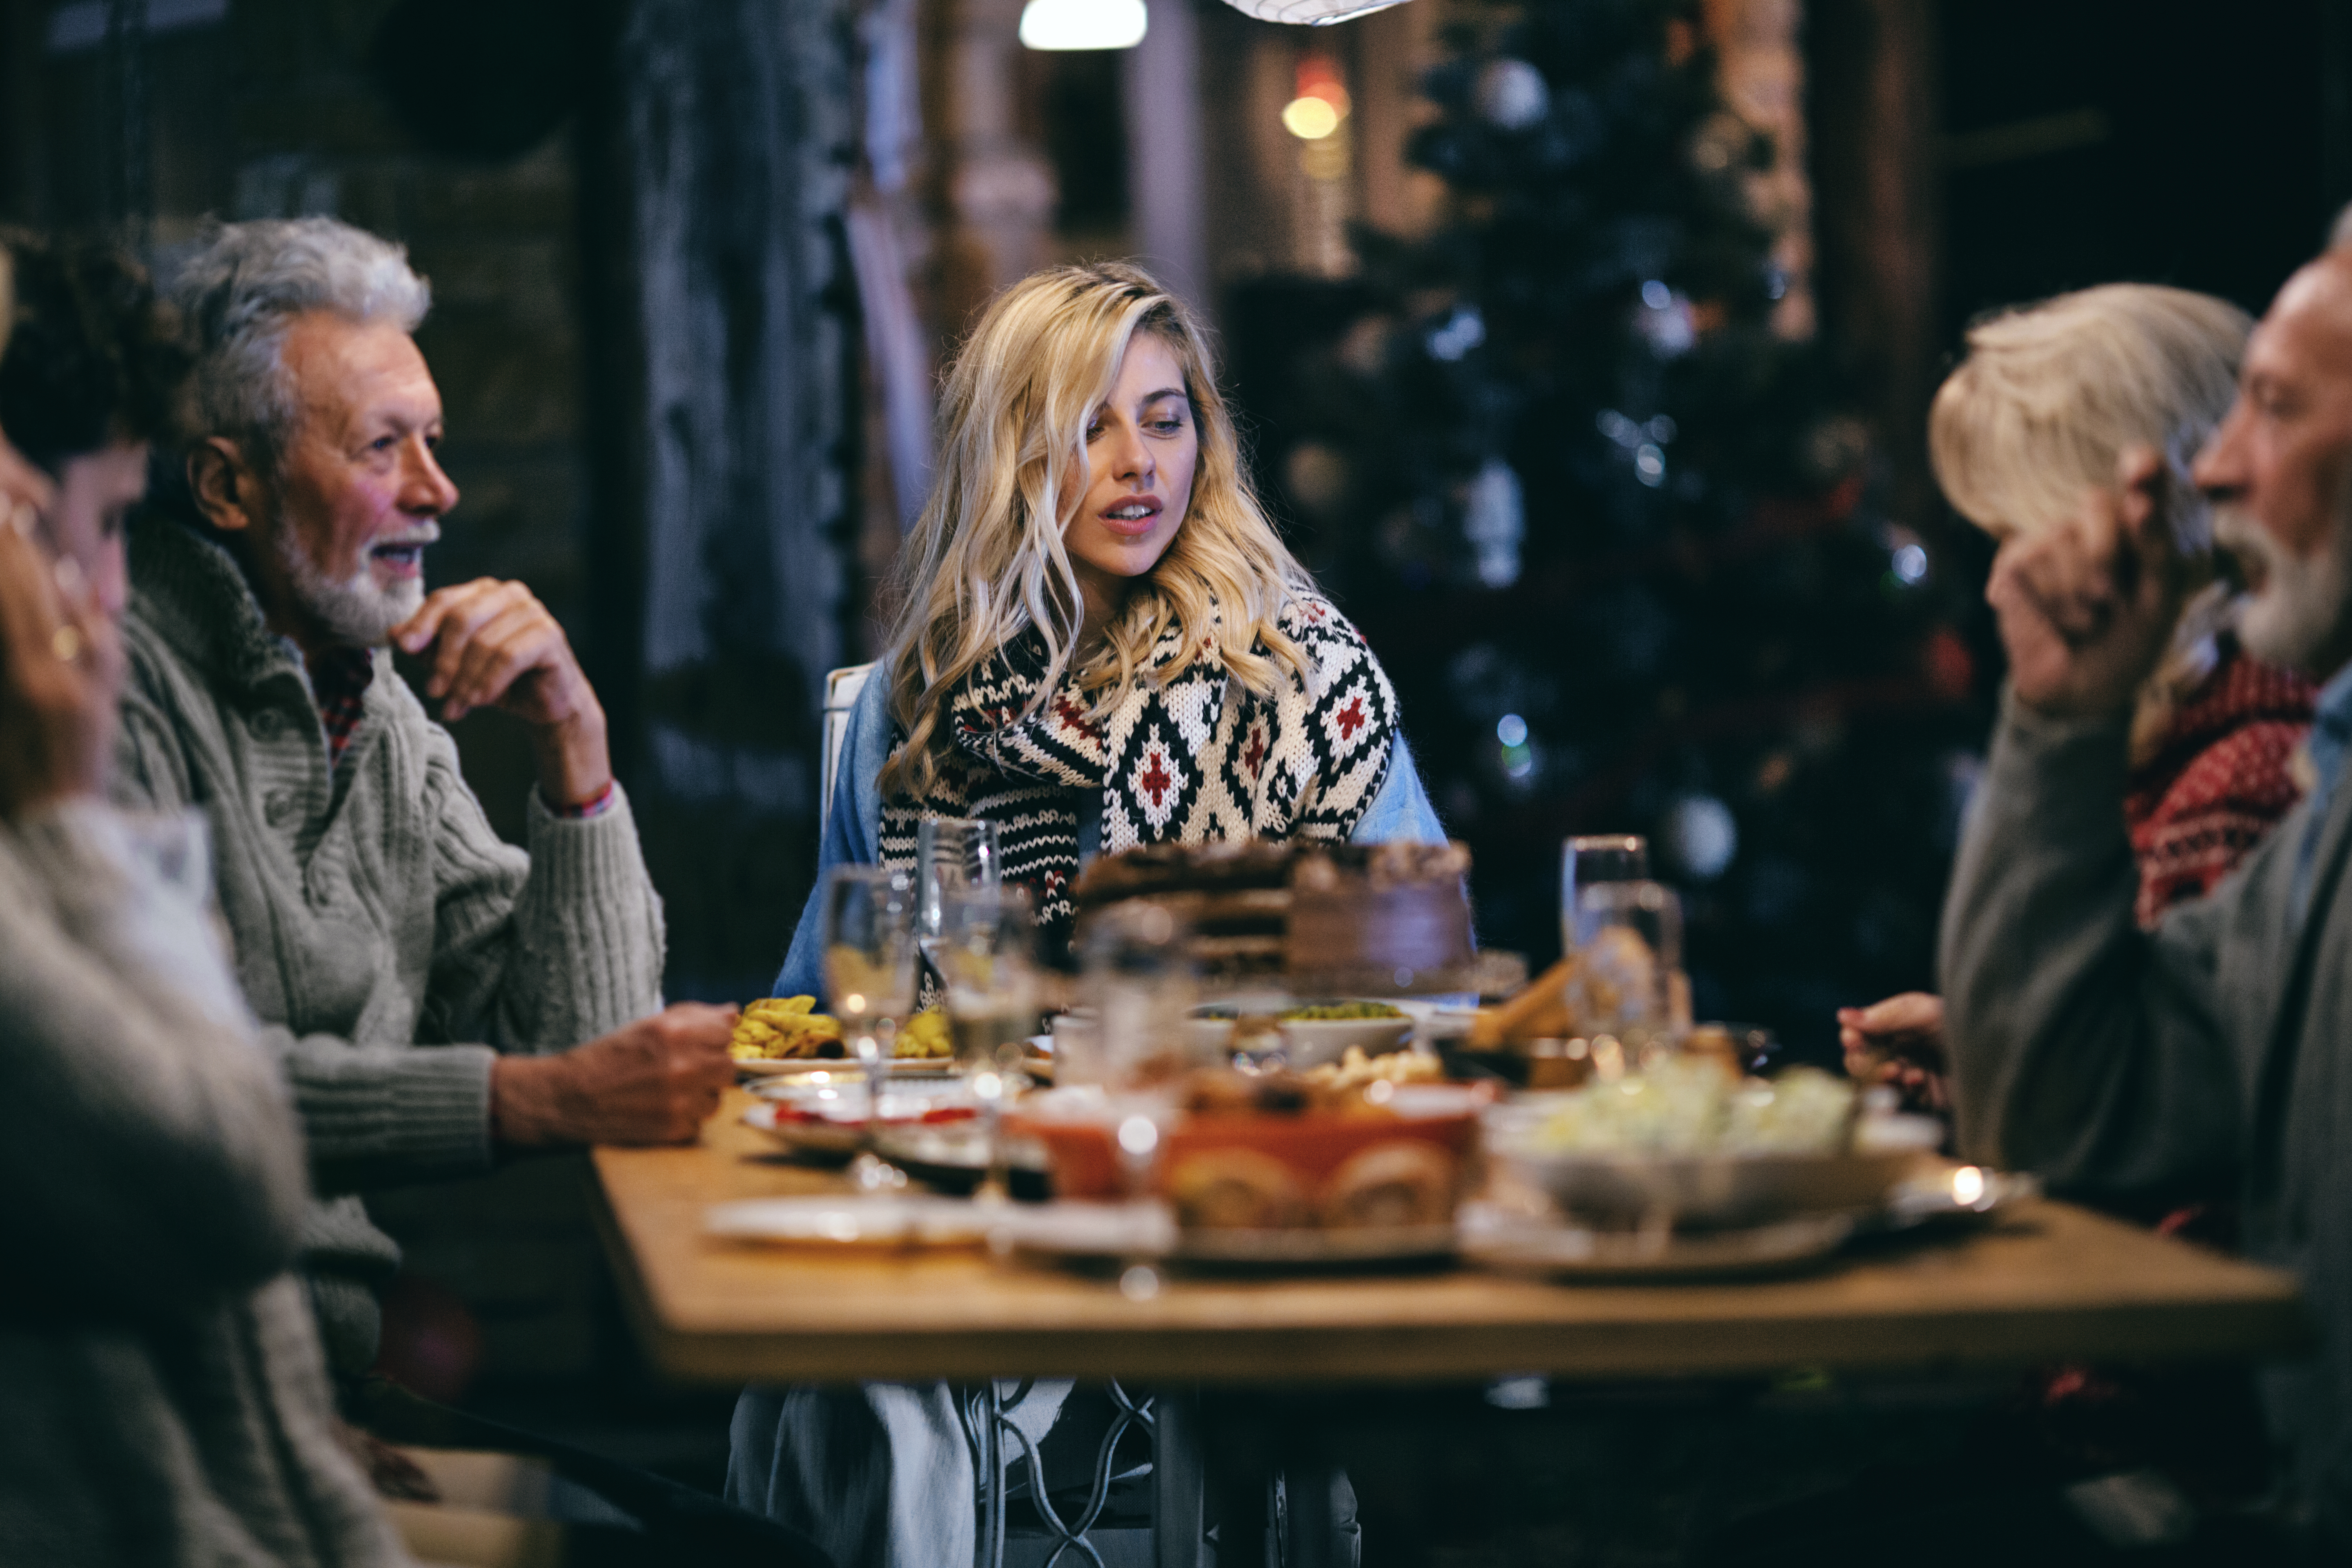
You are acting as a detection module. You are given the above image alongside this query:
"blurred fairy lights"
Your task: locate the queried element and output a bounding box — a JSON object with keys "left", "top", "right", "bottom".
{"left": 1283, "top": 56, "right": 1350, "bottom": 140}
{"left": 1018, "top": 0, "right": 1147, "bottom": 51}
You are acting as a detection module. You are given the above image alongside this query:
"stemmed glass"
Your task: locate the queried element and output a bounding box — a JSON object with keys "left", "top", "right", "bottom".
{"left": 935, "top": 884, "right": 1037, "bottom": 1200}
{"left": 822, "top": 866, "right": 919, "bottom": 1112}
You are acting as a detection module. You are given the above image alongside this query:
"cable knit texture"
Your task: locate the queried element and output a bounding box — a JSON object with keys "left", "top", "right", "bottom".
{"left": 0, "top": 802, "right": 407, "bottom": 1567}
{"left": 111, "top": 515, "right": 667, "bottom": 1373}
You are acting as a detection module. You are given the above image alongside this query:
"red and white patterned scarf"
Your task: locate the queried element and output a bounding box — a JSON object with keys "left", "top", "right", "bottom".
{"left": 879, "top": 590, "right": 1399, "bottom": 956}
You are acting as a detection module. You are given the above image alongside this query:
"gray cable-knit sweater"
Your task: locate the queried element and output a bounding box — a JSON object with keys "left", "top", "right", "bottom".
{"left": 111, "top": 516, "right": 668, "bottom": 1374}
{"left": 0, "top": 801, "right": 407, "bottom": 1566}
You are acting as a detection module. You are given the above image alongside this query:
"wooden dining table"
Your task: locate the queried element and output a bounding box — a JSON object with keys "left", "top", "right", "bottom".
{"left": 587, "top": 1087, "right": 2309, "bottom": 1566}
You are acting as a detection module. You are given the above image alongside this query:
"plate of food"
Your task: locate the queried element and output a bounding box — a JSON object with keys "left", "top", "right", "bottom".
{"left": 730, "top": 1000, "right": 957, "bottom": 1078}
{"left": 1484, "top": 1060, "right": 1929, "bottom": 1230}
{"left": 1187, "top": 1000, "right": 1415, "bottom": 1067}
{"left": 1006, "top": 1068, "right": 1481, "bottom": 1267}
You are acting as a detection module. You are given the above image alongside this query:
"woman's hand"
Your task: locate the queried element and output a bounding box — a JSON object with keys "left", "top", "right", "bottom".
{"left": 1837, "top": 991, "right": 1948, "bottom": 1112}
{"left": 0, "top": 503, "right": 123, "bottom": 819}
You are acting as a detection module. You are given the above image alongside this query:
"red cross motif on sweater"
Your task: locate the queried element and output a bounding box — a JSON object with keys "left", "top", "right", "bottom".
{"left": 1138, "top": 749, "right": 1174, "bottom": 805}
{"left": 1334, "top": 695, "right": 1367, "bottom": 742}
{"left": 1243, "top": 726, "right": 1267, "bottom": 779}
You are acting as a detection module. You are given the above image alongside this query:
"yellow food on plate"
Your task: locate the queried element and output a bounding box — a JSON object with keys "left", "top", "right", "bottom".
{"left": 1303, "top": 1045, "right": 1443, "bottom": 1093}
{"left": 729, "top": 996, "right": 846, "bottom": 1060}
{"left": 894, "top": 1008, "right": 951, "bottom": 1059}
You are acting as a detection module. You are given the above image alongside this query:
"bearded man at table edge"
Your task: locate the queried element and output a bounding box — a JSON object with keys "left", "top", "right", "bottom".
{"left": 1942, "top": 212, "right": 2352, "bottom": 1552}
{"left": 112, "top": 217, "right": 737, "bottom": 1386}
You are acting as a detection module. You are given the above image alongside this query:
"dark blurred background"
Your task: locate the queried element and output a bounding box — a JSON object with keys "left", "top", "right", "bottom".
{"left": 4, "top": 0, "right": 2347, "bottom": 1493}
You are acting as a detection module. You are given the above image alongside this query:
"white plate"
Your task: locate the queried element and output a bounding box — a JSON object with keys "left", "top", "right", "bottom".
{"left": 1459, "top": 1203, "right": 1854, "bottom": 1280}
{"left": 740, "top": 1089, "right": 979, "bottom": 1159}
{"left": 734, "top": 1057, "right": 957, "bottom": 1081}
{"left": 992, "top": 1201, "right": 1456, "bottom": 1270}
{"left": 704, "top": 1195, "right": 990, "bottom": 1248}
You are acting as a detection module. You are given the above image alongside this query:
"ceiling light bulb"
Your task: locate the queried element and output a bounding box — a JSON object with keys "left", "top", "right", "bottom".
{"left": 1020, "top": 0, "right": 1148, "bottom": 50}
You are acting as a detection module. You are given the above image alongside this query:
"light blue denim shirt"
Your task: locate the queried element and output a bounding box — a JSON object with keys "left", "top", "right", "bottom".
{"left": 2290, "top": 658, "right": 2352, "bottom": 926}
{"left": 771, "top": 659, "right": 1448, "bottom": 999}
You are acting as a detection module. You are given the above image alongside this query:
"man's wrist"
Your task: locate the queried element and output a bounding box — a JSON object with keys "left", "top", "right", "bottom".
{"left": 489, "top": 1053, "right": 567, "bottom": 1147}
{"left": 532, "top": 707, "right": 613, "bottom": 812}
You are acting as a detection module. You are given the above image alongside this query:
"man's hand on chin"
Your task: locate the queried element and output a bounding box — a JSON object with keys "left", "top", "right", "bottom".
{"left": 392, "top": 578, "right": 614, "bottom": 810}
{"left": 1987, "top": 445, "right": 2185, "bottom": 721}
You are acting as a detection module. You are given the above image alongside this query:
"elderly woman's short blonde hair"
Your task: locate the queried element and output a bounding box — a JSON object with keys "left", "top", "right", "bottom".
{"left": 1931, "top": 283, "right": 2251, "bottom": 553}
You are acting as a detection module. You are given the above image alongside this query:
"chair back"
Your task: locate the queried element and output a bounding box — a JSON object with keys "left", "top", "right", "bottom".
{"left": 820, "top": 662, "right": 876, "bottom": 843}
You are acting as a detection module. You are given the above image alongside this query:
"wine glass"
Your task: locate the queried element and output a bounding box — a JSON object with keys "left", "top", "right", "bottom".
{"left": 823, "top": 866, "right": 918, "bottom": 1110}
{"left": 935, "top": 884, "right": 1037, "bottom": 1199}
{"left": 1561, "top": 835, "right": 1649, "bottom": 955}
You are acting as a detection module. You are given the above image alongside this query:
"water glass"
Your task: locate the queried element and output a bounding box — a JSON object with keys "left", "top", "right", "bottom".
{"left": 1571, "top": 878, "right": 1684, "bottom": 1070}
{"left": 1078, "top": 900, "right": 1202, "bottom": 1088}
{"left": 822, "top": 866, "right": 918, "bottom": 1105}
{"left": 915, "top": 817, "right": 1000, "bottom": 942}
{"left": 1562, "top": 834, "right": 1649, "bottom": 954}
{"left": 937, "top": 884, "right": 1038, "bottom": 1197}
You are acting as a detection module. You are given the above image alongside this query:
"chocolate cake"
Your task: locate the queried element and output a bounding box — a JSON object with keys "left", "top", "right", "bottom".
{"left": 1072, "top": 840, "right": 1475, "bottom": 991}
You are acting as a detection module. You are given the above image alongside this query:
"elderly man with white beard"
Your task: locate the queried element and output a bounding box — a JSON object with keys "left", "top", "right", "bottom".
{"left": 1941, "top": 225, "right": 2352, "bottom": 1555}
{"left": 114, "top": 218, "right": 737, "bottom": 1387}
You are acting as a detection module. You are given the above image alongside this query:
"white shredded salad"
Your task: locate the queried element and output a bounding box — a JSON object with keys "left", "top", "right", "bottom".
{"left": 1525, "top": 1059, "right": 1856, "bottom": 1157}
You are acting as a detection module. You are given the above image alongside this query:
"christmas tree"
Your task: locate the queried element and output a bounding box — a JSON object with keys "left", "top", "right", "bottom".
{"left": 1240, "top": 0, "right": 1983, "bottom": 1055}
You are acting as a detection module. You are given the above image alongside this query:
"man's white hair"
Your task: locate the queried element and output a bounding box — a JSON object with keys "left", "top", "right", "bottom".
{"left": 169, "top": 217, "right": 430, "bottom": 466}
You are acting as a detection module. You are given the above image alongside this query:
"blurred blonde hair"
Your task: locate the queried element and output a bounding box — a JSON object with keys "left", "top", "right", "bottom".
{"left": 877, "top": 262, "right": 1312, "bottom": 801}
{"left": 1932, "top": 283, "right": 2249, "bottom": 549}
{"left": 1931, "top": 283, "right": 2254, "bottom": 760}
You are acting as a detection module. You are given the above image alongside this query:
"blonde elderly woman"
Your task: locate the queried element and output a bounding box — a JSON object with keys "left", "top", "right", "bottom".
{"left": 1842, "top": 284, "right": 2315, "bottom": 1100}
{"left": 734, "top": 262, "right": 1435, "bottom": 1567}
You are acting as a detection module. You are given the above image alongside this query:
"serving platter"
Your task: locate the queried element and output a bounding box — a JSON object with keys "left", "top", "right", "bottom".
{"left": 991, "top": 1200, "right": 1458, "bottom": 1272}
{"left": 1458, "top": 1203, "right": 1855, "bottom": 1280}
{"left": 705, "top": 1195, "right": 990, "bottom": 1249}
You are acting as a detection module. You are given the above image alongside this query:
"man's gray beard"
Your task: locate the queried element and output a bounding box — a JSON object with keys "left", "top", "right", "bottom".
{"left": 2214, "top": 501, "right": 2352, "bottom": 674}
{"left": 271, "top": 523, "right": 423, "bottom": 648}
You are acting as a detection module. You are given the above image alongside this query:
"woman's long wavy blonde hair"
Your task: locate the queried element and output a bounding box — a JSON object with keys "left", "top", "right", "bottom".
{"left": 877, "top": 262, "right": 1313, "bottom": 801}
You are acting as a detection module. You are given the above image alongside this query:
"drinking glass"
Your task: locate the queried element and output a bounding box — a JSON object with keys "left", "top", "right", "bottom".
{"left": 1561, "top": 834, "right": 1649, "bottom": 954}
{"left": 936, "top": 885, "right": 1038, "bottom": 1198}
{"left": 1571, "top": 878, "right": 1684, "bottom": 1072}
{"left": 822, "top": 866, "right": 919, "bottom": 1108}
{"left": 915, "top": 817, "right": 1000, "bottom": 942}
{"left": 1078, "top": 900, "right": 1202, "bottom": 1088}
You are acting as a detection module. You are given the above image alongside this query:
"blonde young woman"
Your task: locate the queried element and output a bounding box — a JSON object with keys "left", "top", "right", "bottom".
{"left": 1844, "top": 283, "right": 2315, "bottom": 1102}
{"left": 735, "top": 263, "right": 1433, "bottom": 1567}
{"left": 770, "top": 260, "right": 1440, "bottom": 998}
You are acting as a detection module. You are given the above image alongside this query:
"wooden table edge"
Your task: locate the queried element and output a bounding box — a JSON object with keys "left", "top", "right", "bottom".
{"left": 586, "top": 1153, "right": 2310, "bottom": 1388}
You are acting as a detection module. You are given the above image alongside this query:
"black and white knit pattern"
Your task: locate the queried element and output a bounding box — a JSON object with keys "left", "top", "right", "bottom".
{"left": 880, "top": 591, "right": 1399, "bottom": 955}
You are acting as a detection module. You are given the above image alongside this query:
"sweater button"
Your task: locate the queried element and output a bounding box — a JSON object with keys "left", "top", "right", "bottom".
{"left": 263, "top": 789, "right": 297, "bottom": 826}
{"left": 252, "top": 710, "right": 285, "bottom": 741}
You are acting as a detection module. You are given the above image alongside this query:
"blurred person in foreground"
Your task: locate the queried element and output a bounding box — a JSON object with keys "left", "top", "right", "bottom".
{"left": 1940, "top": 224, "right": 2352, "bottom": 1556}
{"left": 735, "top": 262, "right": 1438, "bottom": 1567}
{"left": 125, "top": 218, "right": 733, "bottom": 1385}
{"left": 1841, "top": 286, "right": 2315, "bottom": 1109}
{"left": 0, "top": 235, "right": 407, "bottom": 1566}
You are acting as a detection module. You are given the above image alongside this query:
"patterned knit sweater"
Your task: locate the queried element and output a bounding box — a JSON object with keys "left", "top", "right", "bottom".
{"left": 110, "top": 517, "right": 668, "bottom": 1375}
{"left": 0, "top": 802, "right": 406, "bottom": 1567}
{"left": 2122, "top": 643, "right": 2316, "bottom": 928}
